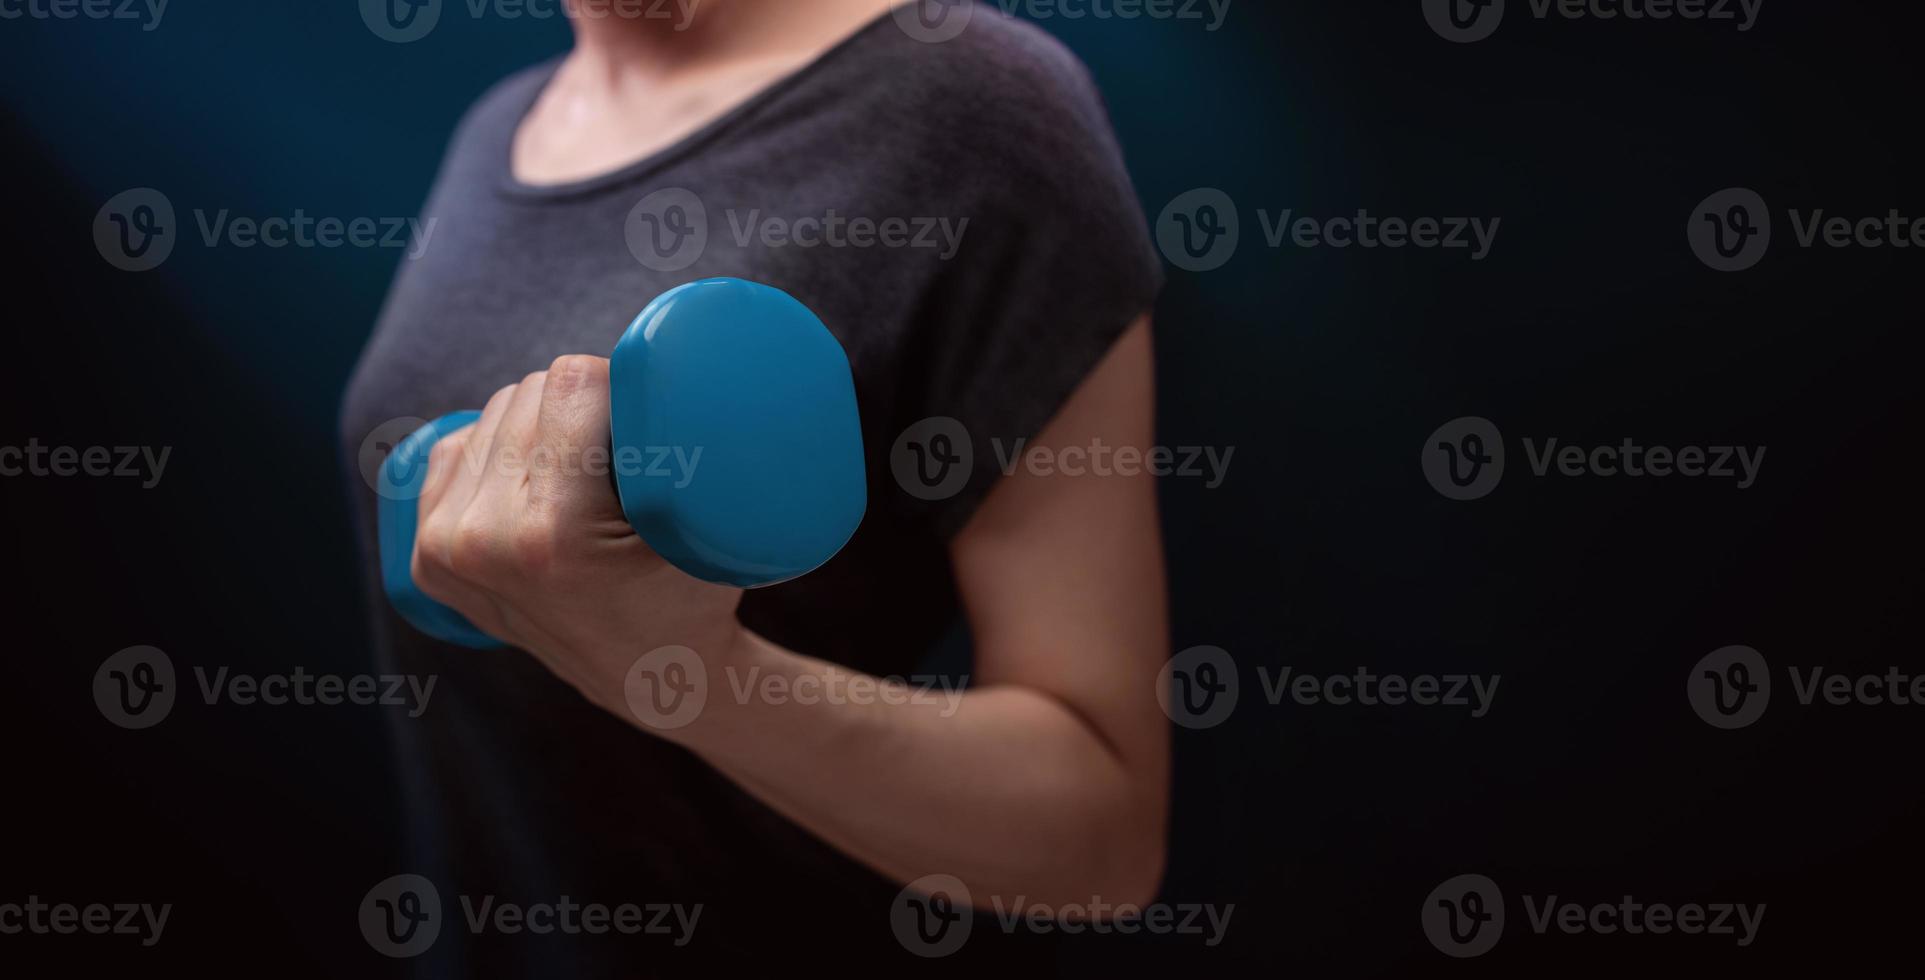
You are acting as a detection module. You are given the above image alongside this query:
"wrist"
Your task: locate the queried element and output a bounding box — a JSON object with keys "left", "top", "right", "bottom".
{"left": 612, "top": 621, "right": 766, "bottom": 748}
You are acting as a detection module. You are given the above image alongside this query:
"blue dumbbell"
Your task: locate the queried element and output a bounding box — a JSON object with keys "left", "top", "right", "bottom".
{"left": 375, "top": 278, "right": 867, "bottom": 649}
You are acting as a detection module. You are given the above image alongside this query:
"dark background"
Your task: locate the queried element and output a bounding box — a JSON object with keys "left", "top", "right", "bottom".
{"left": 2, "top": 0, "right": 1917, "bottom": 974}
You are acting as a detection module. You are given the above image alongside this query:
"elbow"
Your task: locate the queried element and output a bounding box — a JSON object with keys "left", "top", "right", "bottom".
{"left": 1046, "top": 786, "right": 1165, "bottom": 910}
{"left": 1101, "top": 803, "right": 1168, "bottom": 909}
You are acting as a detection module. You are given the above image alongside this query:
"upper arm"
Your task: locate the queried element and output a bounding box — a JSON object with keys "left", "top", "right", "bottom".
{"left": 947, "top": 316, "right": 1169, "bottom": 784}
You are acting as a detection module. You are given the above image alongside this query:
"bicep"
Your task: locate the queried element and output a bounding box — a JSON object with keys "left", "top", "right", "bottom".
{"left": 948, "top": 315, "right": 1169, "bottom": 772}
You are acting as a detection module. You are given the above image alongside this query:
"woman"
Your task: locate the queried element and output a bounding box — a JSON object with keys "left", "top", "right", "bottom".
{"left": 340, "top": 0, "right": 1169, "bottom": 972}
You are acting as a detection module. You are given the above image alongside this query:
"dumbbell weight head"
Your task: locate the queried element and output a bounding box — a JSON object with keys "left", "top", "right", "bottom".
{"left": 376, "top": 278, "right": 867, "bottom": 649}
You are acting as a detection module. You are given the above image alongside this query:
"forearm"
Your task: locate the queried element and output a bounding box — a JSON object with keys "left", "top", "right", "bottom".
{"left": 655, "top": 628, "right": 1167, "bottom": 907}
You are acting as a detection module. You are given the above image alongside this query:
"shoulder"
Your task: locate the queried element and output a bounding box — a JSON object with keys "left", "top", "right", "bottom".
{"left": 869, "top": 12, "right": 1110, "bottom": 129}
{"left": 841, "top": 12, "right": 1133, "bottom": 196}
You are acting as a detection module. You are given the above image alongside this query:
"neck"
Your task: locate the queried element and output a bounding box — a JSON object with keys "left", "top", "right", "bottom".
{"left": 568, "top": 0, "right": 730, "bottom": 68}
{"left": 566, "top": 0, "right": 895, "bottom": 77}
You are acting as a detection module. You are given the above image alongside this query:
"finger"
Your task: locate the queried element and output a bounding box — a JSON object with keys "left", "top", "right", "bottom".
{"left": 410, "top": 540, "right": 513, "bottom": 641}
{"left": 477, "top": 370, "right": 547, "bottom": 503}
{"left": 418, "top": 427, "right": 470, "bottom": 519}
{"left": 419, "top": 383, "right": 516, "bottom": 570}
{"left": 528, "top": 355, "right": 618, "bottom": 525}
{"left": 437, "top": 382, "right": 517, "bottom": 521}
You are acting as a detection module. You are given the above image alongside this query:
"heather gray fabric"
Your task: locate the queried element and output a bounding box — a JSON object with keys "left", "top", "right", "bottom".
{"left": 339, "top": 9, "right": 1161, "bottom": 975}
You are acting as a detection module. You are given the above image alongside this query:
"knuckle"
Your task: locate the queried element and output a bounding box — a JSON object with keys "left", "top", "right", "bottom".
{"left": 426, "top": 434, "right": 465, "bottom": 475}
{"left": 409, "top": 547, "right": 449, "bottom": 596}
{"left": 417, "top": 514, "right": 457, "bottom": 567}
{"left": 483, "top": 383, "right": 517, "bottom": 414}
{"left": 546, "top": 354, "right": 607, "bottom": 394}
{"left": 447, "top": 511, "right": 499, "bottom": 580}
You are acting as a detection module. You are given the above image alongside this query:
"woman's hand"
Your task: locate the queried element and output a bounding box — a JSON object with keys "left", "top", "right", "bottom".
{"left": 410, "top": 354, "right": 746, "bottom": 717}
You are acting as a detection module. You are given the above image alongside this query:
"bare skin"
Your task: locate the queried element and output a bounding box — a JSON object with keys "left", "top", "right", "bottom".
{"left": 512, "top": 0, "right": 905, "bottom": 185}
{"left": 426, "top": 0, "right": 1171, "bottom": 907}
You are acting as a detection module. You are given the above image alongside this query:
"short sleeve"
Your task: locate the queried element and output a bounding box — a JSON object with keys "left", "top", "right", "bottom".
{"left": 889, "top": 30, "right": 1165, "bottom": 537}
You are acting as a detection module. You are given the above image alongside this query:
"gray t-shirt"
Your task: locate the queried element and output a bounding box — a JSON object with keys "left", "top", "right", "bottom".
{"left": 340, "top": 10, "right": 1161, "bottom": 975}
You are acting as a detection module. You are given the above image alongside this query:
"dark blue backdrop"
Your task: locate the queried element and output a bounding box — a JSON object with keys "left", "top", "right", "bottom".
{"left": 3, "top": 1, "right": 1918, "bottom": 974}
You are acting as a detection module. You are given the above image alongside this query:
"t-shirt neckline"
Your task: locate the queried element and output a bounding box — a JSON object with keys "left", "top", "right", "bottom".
{"left": 495, "top": 6, "right": 904, "bottom": 202}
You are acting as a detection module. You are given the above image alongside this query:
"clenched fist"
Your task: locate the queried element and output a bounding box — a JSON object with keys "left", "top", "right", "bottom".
{"left": 411, "top": 355, "right": 747, "bottom": 719}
